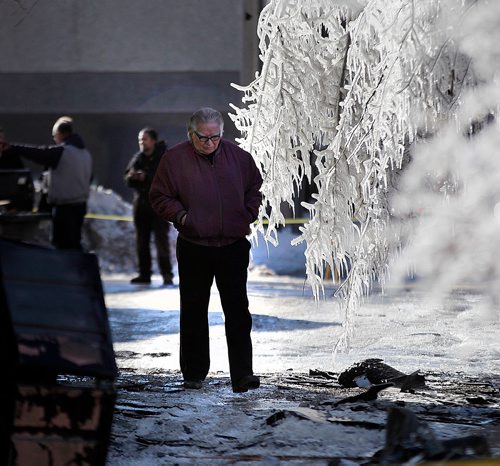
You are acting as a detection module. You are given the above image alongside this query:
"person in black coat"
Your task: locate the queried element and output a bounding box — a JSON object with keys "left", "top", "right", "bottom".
{"left": 125, "top": 127, "right": 173, "bottom": 285}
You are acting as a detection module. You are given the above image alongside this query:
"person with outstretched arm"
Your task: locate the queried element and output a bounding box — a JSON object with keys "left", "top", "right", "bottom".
{"left": 0, "top": 116, "right": 92, "bottom": 249}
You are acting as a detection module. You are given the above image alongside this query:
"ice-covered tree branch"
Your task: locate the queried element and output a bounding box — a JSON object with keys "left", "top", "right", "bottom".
{"left": 230, "top": 0, "right": 493, "bottom": 351}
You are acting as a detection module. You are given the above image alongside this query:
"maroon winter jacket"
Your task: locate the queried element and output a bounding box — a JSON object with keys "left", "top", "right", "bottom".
{"left": 150, "top": 139, "right": 263, "bottom": 246}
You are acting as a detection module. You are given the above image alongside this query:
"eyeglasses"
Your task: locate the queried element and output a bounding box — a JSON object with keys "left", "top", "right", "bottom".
{"left": 193, "top": 131, "right": 221, "bottom": 143}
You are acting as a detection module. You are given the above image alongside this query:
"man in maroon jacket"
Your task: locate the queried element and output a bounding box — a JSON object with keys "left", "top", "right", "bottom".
{"left": 150, "top": 107, "right": 263, "bottom": 393}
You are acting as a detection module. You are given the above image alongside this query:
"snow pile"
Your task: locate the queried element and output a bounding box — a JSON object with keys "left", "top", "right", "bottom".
{"left": 28, "top": 185, "right": 136, "bottom": 274}
{"left": 83, "top": 186, "right": 136, "bottom": 273}
{"left": 251, "top": 227, "right": 307, "bottom": 277}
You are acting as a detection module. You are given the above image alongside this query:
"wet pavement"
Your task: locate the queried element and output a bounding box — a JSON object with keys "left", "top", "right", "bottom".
{"left": 101, "top": 274, "right": 500, "bottom": 465}
{"left": 103, "top": 274, "right": 342, "bottom": 375}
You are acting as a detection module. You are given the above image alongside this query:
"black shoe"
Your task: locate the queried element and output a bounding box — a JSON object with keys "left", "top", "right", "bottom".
{"left": 232, "top": 375, "right": 260, "bottom": 393}
{"left": 183, "top": 380, "right": 203, "bottom": 390}
{"left": 163, "top": 276, "right": 174, "bottom": 286}
{"left": 130, "top": 275, "right": 151, "bottom": 285}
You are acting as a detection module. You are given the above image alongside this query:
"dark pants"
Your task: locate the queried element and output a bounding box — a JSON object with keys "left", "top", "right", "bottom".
{"left": 176, "top": 237, "right": 254, "bottom": 384}
{"left": 52, "top": 202, "right": 87, "bottom": 250}
{"left": 134, "top": 199, "right": 172, "bottom": 279}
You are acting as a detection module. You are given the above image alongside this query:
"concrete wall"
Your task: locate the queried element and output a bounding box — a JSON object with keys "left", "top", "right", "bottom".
{"left": 0, "top": 0, "right": 263, "bottom": 201}
{"left": 0, "top": 1, "right": 242, "bottom": 73}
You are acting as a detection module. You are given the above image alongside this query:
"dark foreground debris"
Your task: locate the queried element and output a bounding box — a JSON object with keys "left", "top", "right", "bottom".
{"left": 332, "top": 382, "right": 394, "bottom": 406}
{"left": 104, "top": 368, "right": 500, "bottom": 465}
{"left": 375, "top": 406, "right": 491, "bottom": 464}
{"left": 337, "top": 358, "right": 426, "bottom": 392}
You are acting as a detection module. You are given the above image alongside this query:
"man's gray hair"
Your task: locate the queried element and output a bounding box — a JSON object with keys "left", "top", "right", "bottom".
{"left": 187, "top": 107, "right": 224, "bottom": 141}
{"left": 52, "top": 115, "right": 73, "bottom": 136}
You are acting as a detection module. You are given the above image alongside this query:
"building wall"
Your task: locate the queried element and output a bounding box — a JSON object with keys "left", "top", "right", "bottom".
{"left": 0, "top": 0, "right": 263, "bottom": 201}
{"left": 0, "top": 1, "right": 242, "bottom": 73}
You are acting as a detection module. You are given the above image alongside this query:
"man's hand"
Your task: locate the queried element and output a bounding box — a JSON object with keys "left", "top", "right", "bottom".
{"left": 128, "top": 169, "right": 146, "bottom": 182}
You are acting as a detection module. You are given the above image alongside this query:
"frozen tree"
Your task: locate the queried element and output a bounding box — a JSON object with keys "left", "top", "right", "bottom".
{"left": 391, "top": 1, "right": 500, "bottom": 314}
{"left": 229, "top": 0, "right": 498, "bottom": 350}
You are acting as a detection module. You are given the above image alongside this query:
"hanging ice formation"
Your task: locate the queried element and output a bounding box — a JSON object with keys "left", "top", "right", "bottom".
{"left": 230, "top": 0, "right": 481, "bottom": 351}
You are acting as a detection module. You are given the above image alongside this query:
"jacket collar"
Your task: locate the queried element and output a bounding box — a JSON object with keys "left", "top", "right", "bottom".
{"left": 192, "top": 140, "right": 223, "bottom": 158}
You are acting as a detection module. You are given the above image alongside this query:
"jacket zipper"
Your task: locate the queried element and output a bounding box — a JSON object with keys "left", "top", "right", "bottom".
{"left": 201, "top": 153, "right": 224, "bottom": 245}
{"left": 210, "top": 155, "right": 224, "bottom": 243}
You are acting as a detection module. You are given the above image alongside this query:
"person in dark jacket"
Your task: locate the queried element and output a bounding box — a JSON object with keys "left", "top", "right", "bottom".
{"left": 125, "top": 127, "right": 173, "bottom": 285}
{"left": 150, "top": 107, "right": 263, "bottom": 393}
{"left": 0, "top": 116, "right": 92, "bottom": 249}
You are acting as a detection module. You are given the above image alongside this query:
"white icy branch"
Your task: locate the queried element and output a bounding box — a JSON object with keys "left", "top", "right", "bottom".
{"left": 230, "top": 0, "right": 491, "bottom": 352}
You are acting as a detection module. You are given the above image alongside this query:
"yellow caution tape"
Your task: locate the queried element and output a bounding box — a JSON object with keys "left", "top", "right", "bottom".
{"left": 85, "top": 213, "right": 133, "bottom": 222}
{"left": 272, "top": 218, "right": 306, "bottom": 225}
{"left": 421, "top": 461, "right": 500, "bottom": 466}
{"left": 85, "top": 212, "right": 308, "bottom": 225}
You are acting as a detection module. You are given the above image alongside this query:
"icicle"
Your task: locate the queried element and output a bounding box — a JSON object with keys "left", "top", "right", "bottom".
{"left": 230, "top": 0, "right": 481, "bottom": 353}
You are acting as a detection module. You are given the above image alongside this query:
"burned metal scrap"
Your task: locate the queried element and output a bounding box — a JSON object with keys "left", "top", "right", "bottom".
{"left": 338, "top": 358, "right": 426, "bottom": 392}
{"left": 0, "top": 239, "right": 117, "bottom": 466}
{"left": 333, "top": 382, "right": 394, "bottom": 406}
{"left": 375, "top": 406, "right": 491, "bottom": 464}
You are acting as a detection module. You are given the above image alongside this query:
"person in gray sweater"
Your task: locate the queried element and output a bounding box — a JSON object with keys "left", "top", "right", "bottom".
{"left": 0, "top": 116, "right": 92, "bottom": 249}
